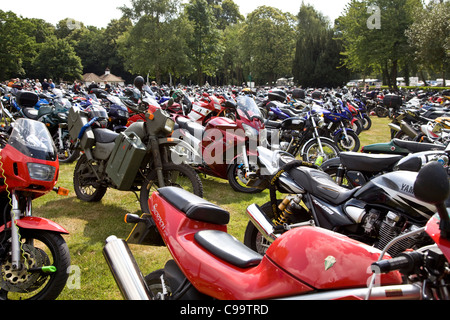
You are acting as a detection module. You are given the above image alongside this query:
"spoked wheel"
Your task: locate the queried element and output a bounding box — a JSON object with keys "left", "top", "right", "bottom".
{"left": 73, "top": 153, "right": 107, "bottom": 202}
{"left": 0, "top": 230, "right": 70, "bottom": 300}
{"left": 333, "top": 130, "right": 360, "bottom": 152}
{"left": 140, "top": 163, "right": 203, "bottom": 214}
{"left": 301, "top": 138, "right": 340, "bottom": 164}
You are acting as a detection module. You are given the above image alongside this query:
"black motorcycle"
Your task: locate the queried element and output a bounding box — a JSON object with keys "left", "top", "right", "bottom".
{"left": 244, "top": 147, "right": 442, "bottom": 257}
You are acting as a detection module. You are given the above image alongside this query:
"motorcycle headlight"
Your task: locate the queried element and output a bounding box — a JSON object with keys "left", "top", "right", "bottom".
{"left": 164, "top": 118, "right": 175, "bottom": 133}
{"left": 117, "top": 110, "right": 129, "bottom": 118}
{"left": 27, "top": 163, "right": 56, "bottom": 181}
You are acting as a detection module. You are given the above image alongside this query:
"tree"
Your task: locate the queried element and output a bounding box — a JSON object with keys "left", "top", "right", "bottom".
{"left": 0, "top": 11, "right": 36, "bottom": 79}
{"left": 33, "top": 36, "right": 82, "bottom": 81}
{"left": 337, "top": 0, "right": 422, "bottom": 89}
{"left": 406, "top": 0, "right": 450, "bottom": 86}
{"left": 292, "top": 3, "right": 349, "bottom": 88}
{"left": 185, "top": 0, "right": 223, "bottom": 85}
{"left": 118, "top": 0, "right": 192, "bottom": 84}
{"left": 241, "top": 6, "right": 296, "bottom": 85}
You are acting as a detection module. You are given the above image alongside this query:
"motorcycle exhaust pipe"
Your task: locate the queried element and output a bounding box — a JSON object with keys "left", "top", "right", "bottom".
{"left": 103, "top": 236, "right": 151, "bottom": 300}
{"left": 246, "top": 204, "right": 278, "bottom": 243}
{"left": 399, "top": 120, "right": 418, "bottom": 138}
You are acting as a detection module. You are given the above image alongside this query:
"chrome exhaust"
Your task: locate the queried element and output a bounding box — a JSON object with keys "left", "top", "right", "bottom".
{"left": 246, "top": 204, "right": 278, "bottom": 243}
{"left": 103, "top": 236, "right": 151, "bottom": 300}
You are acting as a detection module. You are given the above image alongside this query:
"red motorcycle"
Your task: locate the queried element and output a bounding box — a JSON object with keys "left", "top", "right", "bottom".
{"left": 104, "top": 161, "right": 450, "bottom": 300}
{"left": 171, "top": 96, "right": 266, "bottom": 193}
{"left": 0, "top": 118, "right": 70, "bottom": 300}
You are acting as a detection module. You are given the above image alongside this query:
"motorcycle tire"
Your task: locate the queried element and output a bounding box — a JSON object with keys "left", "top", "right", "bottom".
{"left": 73, "top": 153, "right": 107, "bottom": 202}
{"left": 139, "top": 163, "right": 203, "bottom": 214}
{"left": 0, "top": 229, "right": 70, "bottom": 300}
{"left": 333, "top": 130, "right": 360, "bottom": 152}
{"left": 227, "top": 163, "right": 263, "bottom": 194}
{"left": 362, "top": 115, "right": 372, "bottom": 131}
{"left": 375, "top": 106, "right": 389, "bottom": 118}
{"left": 301, "top": 138, "right": 340, "bottom": 164}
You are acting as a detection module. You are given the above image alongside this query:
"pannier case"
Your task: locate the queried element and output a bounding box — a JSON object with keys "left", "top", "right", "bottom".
{"left": 105, "top": 132, "right": 147, "bottom": 190}
{"left": 68, "top": 107, "right": 95, "bottom": 149}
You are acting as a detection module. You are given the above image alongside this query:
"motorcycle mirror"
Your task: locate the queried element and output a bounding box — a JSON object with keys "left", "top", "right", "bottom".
{"left": 414, "top": 161, "right": 450, "bottom": 239}
{"left": 414, "top": 161, "right": 450, "bottom": 204}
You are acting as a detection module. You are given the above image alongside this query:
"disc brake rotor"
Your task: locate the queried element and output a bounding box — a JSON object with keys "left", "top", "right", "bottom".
{"left": 1, "top": 244, "right": 50, "bottom": 293}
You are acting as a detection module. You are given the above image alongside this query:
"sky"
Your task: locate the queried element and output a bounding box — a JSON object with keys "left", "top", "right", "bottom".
{"left": 1, "top": 0, "right": 351, "bottom": 28}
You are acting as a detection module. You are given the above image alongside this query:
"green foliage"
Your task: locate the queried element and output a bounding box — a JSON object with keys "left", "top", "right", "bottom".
{"left": 241, "top": 6, "right": 296, "bottom": 85}
{"left": 293, "top": 3, "right": 350, "bottom": 88}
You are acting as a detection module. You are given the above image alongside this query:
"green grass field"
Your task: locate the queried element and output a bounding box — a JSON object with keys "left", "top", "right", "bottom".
{"left": 33, "top": 116, "right": 392, "bottom": 300}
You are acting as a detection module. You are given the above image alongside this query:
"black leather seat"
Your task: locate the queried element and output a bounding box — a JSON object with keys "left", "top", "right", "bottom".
{"left": 340, "top": 152, "right": 404, "bottom": 172}
{"left": 194, "top": 230, "right": 262, "bottom": 268}
{"left": 288, "top": 166, "right": 359, "bottom": 205}
{"left": 393, "top": 138, "right": 445, "bottom": 153}
{"left": 158, "top": 187, "right": 229, "bottom": 225}
{"left": 176, "top": 117, "right": 205, "bottom": 137}
{"left": 93, "top": 128, "right": 119, "bottom": 143}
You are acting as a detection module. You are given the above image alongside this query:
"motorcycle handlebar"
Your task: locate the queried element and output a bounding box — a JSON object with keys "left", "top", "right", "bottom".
{"left": 371, "top": 251, "right": 423, "bottom": 275}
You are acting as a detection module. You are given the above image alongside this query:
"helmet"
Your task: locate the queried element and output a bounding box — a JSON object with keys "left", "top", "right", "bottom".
{"left": 134, "top": 76, "right": 145, "bottom": 90}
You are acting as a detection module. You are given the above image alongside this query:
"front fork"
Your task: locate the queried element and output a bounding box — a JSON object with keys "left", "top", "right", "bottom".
{"left": 9, "top": 192, "right": 31, "bottom": 270}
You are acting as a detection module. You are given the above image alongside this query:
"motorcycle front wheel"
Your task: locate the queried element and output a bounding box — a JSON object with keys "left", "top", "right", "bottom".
{"left": 227, "top": 163, "right": 263, "bottom": 194}
{"left": 73, "top": 153, "right": 107, "bottom": 202}
{"left": 301, "top": 138, "right": 340, "bottom": 164}
{"left": 333, "top": 130, "right": 361, "bottom": 152}
{"left": 0, "top": 230, "right": 70, "bottom": 300}
{"left": 140, "top": 163, "right": 203, "bottom": 214}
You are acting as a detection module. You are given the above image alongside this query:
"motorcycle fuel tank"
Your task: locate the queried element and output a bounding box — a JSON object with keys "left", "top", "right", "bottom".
{"left": 354, "top": 171, "right": 437, "bottom": 222}
{"left": 265, "top": 226, "right": 402, "bottom": 290}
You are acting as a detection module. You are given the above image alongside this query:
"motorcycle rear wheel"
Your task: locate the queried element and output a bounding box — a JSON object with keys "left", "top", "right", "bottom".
{"left": 139, "top": 163, "right": 203, "bottom": 214}
{"left": 0, "top": 230, "right": 70, "bottom": 300}
{"left": 73, "top": 154, "right": 107, "bottom": 202}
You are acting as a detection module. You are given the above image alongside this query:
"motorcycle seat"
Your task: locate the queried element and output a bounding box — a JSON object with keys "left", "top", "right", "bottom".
{"left": 392, "top": 138, "right": 445, "bottom": 153}
{"left": 21, "top": 107, "right": 40, "bottom": 120}
{"left": 93, "top": 128, "right": 119, "bottom": 143}
{"left": 158, "top": 187, "right": 230, "bottom": 225}
{"left": 289, "top": 166, "right": 359, "bottom": 205}
{"left": 175, "top": 117, "right": 205, "bottom": 137}
{"left": 264, "top": 120, "right": 282, "bottom": 129}
{"left": 340, "top": 152, "right": 404, "bottom": 172}
{"left": 194, "top": 230, "right": 262, "bottom": 268}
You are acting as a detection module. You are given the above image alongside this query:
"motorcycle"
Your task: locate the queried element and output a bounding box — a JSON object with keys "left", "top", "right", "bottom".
{"left": 172, "top": 95, "right": 266, "bottom": 193}
{"left": 89, "top": 88, "right": 130, "bottom": 133}
{"left": 0, "top": 118, "right": 70, "bottom": 300}
{"left": 241, "top": 146, "right": 442, "bottom": 258}
{"left": 321, "top": 145, "right": 449, "bottom": 189}
{"left": 361, "top": 138, "right": 446, "bottom": 155}
{"left": 264, "top": 107, "right": 340, "bottom": 165}
{"left": 69, "top": 76, "right": 203, "bottom": 215}
{"left": 103, "top": 161, "right": 450, "bottom": 300}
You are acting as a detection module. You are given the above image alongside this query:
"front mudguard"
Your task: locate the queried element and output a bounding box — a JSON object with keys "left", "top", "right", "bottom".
{"left": 0, "top": 216, "right": 69, "bottom": 234}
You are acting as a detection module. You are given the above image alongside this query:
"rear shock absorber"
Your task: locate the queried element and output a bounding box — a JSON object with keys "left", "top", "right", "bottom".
{"left": 274, "top": 194, "right": 303, "bottom": 226}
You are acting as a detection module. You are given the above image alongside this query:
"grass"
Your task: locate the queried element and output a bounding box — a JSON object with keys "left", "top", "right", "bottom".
{"left": 32, "top": 116, "right": 392, "bottom": 300}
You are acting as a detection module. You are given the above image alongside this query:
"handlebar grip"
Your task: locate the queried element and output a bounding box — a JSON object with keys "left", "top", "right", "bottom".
{"left": 371, "top": 251, "right": 423, "bottom": 274}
